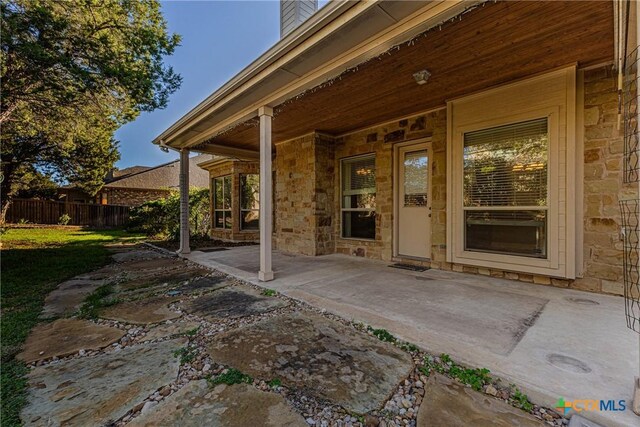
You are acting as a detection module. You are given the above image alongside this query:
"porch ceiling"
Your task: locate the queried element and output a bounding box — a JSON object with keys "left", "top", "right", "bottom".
{"left": 197, "top": 0, "right": 613, "bottom": 153}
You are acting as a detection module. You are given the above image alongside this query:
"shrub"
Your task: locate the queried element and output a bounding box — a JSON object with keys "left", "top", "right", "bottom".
{"left": 58, "top": 214, "right": 71, "bottom": 225}
{"left": 127, "top": 188, "right": 210, "bottom": 240}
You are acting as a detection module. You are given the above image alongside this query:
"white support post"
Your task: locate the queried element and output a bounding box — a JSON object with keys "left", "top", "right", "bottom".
{"left": 258, "top": 106, "right": 274, "bottom": 281}
{"left": 178, "top": 148, "right": 191, "bottom": 255}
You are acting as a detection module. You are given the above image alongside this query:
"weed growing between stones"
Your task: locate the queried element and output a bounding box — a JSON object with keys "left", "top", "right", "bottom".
{"left": 77, "top": 285, "right": 119, "bottom": 319}
{"left": 420, "top": 354, "right": 491, "bottom": 391}
{"left": 173, "top": 347, "right": 197, "bottom": 364}
{"left": 511, "top": 385, "right": 534, "bottom": 412}
{"left": 267, "top": 378, "right": 282, "bottom": 388}
{"left": 208, "top": 368, "right": 253, "bottom": 385}
{"left": 185, "top": 327, "right": 199, "bottom": 337}
{"left": 261, "top": 289, "right": 277, "bottom": 297}
{"left": 367, "top": 326, "right": 397, "bottom": 343}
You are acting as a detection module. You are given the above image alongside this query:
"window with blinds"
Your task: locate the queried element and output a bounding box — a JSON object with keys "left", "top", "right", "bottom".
{"left": 463, "top": 118, "right": 548, "bottom": 258}
{"left": 341, "top": 155, "right": 376, "bottom": 239}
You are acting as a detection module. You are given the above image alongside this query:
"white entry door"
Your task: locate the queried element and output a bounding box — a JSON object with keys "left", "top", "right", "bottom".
{"left": 396, "top": 142, "right": 431, "bottom": 259}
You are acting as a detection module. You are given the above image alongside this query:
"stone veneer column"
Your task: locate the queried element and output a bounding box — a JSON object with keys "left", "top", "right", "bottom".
{"left": 274, "top": 132, "right": 335, "bottom": 256}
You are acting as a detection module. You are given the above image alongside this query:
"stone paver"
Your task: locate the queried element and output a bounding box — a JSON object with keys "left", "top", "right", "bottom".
{"left": 129, "top": 381, "right": 307, "bottom": 427}
{"left": 206, "top": 312, "right": 413, "bottom": 413}
{"left": 179, "top": 275, "right": 231, "bottom": 294}
{"left": 118, "top": 267, "right": 211, "bottom": 292}
{"left": 417, "top": 374, "right": 543, "bottom": 427}
{"left": 142, "top": 321, "right": 201, "bottom": 341}
{"left": 40, "top": 279, "right": 106, "bottom": 318}
{"left": 100, "top": 296, "right": 180, "bottom": 325}
{"left": 184, "top": 287, "right": 287, "bottom": 320}
{"left": 112, "top": 249, "right": 166, "bottom": 263}
{"left": 22, "top": 339, "right": 183, "bottom": 427}
{"left": 16, "top": 319, "right": 125, "bottom": 364}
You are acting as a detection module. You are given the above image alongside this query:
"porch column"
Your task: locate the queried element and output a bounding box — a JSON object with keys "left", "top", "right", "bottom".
{"left": 178, "top": 148, "right": 191, "bottom": 255}
{"left": 258, "top": 106, "right": 274, "bottom": 281}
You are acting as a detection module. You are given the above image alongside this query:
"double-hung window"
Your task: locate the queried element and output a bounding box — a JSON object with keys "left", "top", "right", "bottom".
{"left": 341, "top": 155, "right": 376, "bottom": 239}
{"left": 213, "top": 176, "right": 232, "bottom": 229}
{"left": 240, "top": 174, "right": 259, "bottom": 230}
{"left": 463, "top": 118, "right": 548, "bottom": 258}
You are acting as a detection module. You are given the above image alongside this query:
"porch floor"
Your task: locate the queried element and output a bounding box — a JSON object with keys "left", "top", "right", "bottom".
{"left": 184, "top": 246, "right": 639, "bottom": 427}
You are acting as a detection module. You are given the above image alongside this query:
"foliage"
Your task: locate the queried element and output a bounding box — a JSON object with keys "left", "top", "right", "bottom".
{"left": 173, "top": 346, "right": 197, "bottom": 364}
{"left": 1, "top": 0, "right": 181, "bottom": 123}
{"left": 1, "top": 0, "right": 181, "bottom": 218}
{"left": 208, "top": 368, "right": 253, "bottom": 386}
{"left": 13, "top": 167, "right": 59, "bottom": 200}
{"left": 58, "top": 213, "right": 71, "bottom": 225}
{"left": 261, "top": 289, "right": 276, "bottom": 297}
{"left": 77, "top": 284, "right": 119, "bottom": 319}
{"left": 1, "top": 227, "right": 142, "bottom": 426}
{"left": 367, "top": 326, "right": 397, "bottom": 343}
{"left": 511, "top": 385, "right": 534, "bottom": 412}
{"left": 420, "top": 354, "right": 492, "bottom": 392}
{"left": 185, "top": 327, "right": 199, "bottom": 337}
{"left": 127, "top": 188, "right": 211, "bottom": 240}
{"left": 399, "top": 342, "right": 419, "bottom": 353}
{"left": 267, "top": 378, "right": 282, "bottom": 388}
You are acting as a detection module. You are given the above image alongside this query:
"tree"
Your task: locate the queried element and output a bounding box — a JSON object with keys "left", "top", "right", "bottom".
{"left": 0, "top": 0, "right": 182, "bottom": 219}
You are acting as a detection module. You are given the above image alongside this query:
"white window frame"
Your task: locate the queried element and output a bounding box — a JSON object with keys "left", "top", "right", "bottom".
{"left": 213, "top": 175, "right": 232, "bottom": 230}
{"left": 239, "top": 173, "right": 259, "bottom": 231}
{"left": 456, "top": 110, "right": 558, "bottom": 268}
{"left": 446, "top": 66, "right": 577, "bottom": 279}
{"left": 340, "top": 153, "right": 376, "bottom": 240}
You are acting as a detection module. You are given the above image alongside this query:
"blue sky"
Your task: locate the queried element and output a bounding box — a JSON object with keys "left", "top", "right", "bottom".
{"left": 115, "top": 0, "right": 326, "bottom": 169}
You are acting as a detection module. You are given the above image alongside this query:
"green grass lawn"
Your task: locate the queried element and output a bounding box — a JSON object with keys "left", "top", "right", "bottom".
{"left": 1, "top": 227, "right": 143, "bottom": 426}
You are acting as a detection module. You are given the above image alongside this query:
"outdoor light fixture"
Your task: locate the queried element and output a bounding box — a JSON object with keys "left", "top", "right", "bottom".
{"left": 413, "top": 69, "right": 431, "bottom": 85}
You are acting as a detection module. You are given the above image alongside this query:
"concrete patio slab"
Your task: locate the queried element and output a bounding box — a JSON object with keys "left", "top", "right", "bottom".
{"left": 100, "top": 296, "right": 180, "bottom": 325}
{"left": 186, "top": 247, "right": 640, "bottom": 427}
{"left": 417, "top": 374, "right": 543, "bottom": 426}
{"left": 21, "top": 339, "right": 182, "bottom": 426}
{"left": 16, "top": 319, "right": 125, "bottom": 363}
{"left": 128, "top": 381, "right": 307, "bottom": 427}
{"left": 183, "top": 287, "right": 287, "bottom": 320}
{"left": 206, "top": 311, "right": 413, "bottom": 413}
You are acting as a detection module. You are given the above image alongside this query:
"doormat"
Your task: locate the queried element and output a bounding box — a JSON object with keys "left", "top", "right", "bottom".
{"left": 198, "top": 247, "right": 229, "bottom": 253}
{"left": 389, "top": 263, "right": 430, "bottom": 272}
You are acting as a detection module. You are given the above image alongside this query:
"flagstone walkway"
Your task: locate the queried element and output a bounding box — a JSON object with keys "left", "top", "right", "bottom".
{"left": 18, "top": 246, "right": 550, "bottom": 427}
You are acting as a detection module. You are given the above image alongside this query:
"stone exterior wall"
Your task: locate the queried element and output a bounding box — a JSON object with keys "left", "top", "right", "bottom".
{"left": 216, "top": 67, "right": 626, "bottom": 296}
{"left": 202, "top": 160, "right": 260, "bottom": 242}
{"left": 103, "top": 188, "right": 170, "bottom": 207}
{"left": 332, "top": 111, "right": 447, "bottom": 262}
{"left": 274, "top": 133, "right": 335, "bottom": 255}
{"left": 575, "top": 66, "right": 634, "bottom": 295}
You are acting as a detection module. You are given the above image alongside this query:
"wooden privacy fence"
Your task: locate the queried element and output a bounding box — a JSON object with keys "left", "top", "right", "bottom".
{"left": 6, "top": 199, "right": 131, "bottom": 227}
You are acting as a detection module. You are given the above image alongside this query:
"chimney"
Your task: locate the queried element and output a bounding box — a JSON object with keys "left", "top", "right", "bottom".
{"left": 280, "top": 0, "right": 318, "bottom": 38}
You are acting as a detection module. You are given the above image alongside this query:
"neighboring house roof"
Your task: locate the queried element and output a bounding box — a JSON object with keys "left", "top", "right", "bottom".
{"left": 110, "top": 166, "right": 152, "bottom": 180}
{"left": 104, "top": 154, "right": 213, "bottom": 190}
